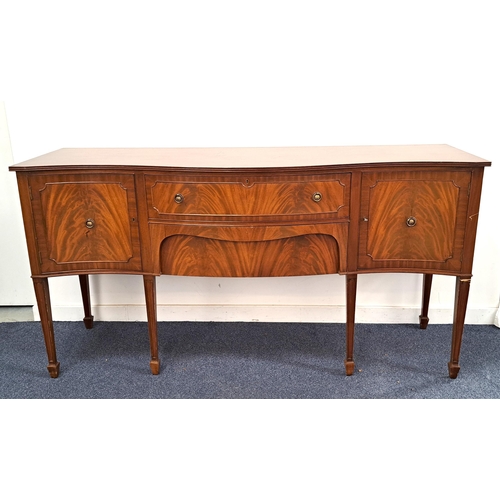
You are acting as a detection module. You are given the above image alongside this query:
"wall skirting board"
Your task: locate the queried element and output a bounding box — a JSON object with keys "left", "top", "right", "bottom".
{"left": 32, "top": 304, "right": 498, "bottom": 325}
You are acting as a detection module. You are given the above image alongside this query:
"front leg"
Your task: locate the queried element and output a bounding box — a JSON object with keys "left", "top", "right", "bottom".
{"left": 32, "top": 277, "right": 60, "bottom": 378}
{"left": 345, "top": 274, "right": 357, "bottom": 375}
{"left": 143, "top": 275, "right": 160, "bottom": 375}
{"left": 448, "top": 276, "right": 471, "bottom": 379}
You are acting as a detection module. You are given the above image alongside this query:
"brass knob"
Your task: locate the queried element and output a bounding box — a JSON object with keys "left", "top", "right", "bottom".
{"left": 85, "top": 219, "right": 95, "bottom": 229}
{"left": 312, "top": 192, "right": 322, "bottom": 202}
{"left": 406, "top": 216, "right": 417, "bottom": 227}
{"left": 174, "top": 193, "right": 184, "bottom": 204}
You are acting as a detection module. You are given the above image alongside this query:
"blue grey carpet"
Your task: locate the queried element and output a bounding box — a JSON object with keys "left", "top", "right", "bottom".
{"left": 1, "top": 321, "right": 499, "bottom": 398}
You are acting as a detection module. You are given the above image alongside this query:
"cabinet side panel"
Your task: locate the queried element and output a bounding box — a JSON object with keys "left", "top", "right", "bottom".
{"left": 14, "top": 173, "right": 42, "bottom": 276}
{"left": 460, "top": 167, "right": 485, "bottom": 275}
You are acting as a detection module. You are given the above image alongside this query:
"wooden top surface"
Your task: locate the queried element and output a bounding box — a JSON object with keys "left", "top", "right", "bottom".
{"left": 10, "top": 145, "right": 490, "bottom": 170}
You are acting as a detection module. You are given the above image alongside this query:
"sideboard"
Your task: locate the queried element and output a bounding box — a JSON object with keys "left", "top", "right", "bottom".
{"left": 9, "top": 145, "right": 491, "bottom": 379}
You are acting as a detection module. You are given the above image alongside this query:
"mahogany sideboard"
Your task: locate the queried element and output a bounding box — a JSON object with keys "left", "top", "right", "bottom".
{"left": 9, "top": 145, "right": 491, "bottom": 379}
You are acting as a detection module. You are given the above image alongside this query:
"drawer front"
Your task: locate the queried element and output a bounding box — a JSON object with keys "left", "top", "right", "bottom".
{"left": 160, "top": 234, "right": 340, "bottom": 277}
{"left": 146, "top": 174, "right": 350, "bottom": 220}
{"left": 148, "top": 222, "right": 349, "bottom": 276}
{"left": 358, "top": 170, "right": 471, "bottom": 272}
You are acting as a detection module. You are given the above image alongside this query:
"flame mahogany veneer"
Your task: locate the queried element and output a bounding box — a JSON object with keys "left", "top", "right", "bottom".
{"left": 10, "top": 145, "right": 491, "bottom": 379}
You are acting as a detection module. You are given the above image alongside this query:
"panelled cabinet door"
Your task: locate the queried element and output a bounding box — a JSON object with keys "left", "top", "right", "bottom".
{"left": 29, "top": 174, "right": 142, "bottom": 273}
{"left": 357, "top": 170, "right": 472, "bottom": 272}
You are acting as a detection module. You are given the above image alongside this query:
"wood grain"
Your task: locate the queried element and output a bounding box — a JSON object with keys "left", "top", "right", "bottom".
{"left": 28, "top": 173, "right": 143, "bottom": 274}
{"left": 358, "top": 170, "right": 471, "bottom": 271}
{"left": 149, "top": 223, "right": 349, "bottom": 275}
{"left": 367, "top": 180, "right": 458, "bottom": 260}
{"left": 40, "top": 182, "right": 133, "bottom": 263}
{"left": 149, "top": 177, "right": 349, "bottom": 218}
{"left": 160, "top": 234, "right": 340, "bottom": 277}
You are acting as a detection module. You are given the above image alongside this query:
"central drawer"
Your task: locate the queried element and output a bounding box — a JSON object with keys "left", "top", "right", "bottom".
{"left": 145, "top": 173, "right": 350, "bottom": 220}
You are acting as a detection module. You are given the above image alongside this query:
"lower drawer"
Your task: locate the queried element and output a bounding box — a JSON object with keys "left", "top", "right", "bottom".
{"left": 149, "top": 222, "right": 349, "bottom": 276}
{"left": 160, "top": 234, "right": 340, "bottom": 277}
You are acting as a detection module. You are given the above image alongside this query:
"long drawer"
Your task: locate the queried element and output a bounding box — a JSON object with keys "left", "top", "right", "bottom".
{"left": 145, "top": 173, "right": 350, "bottom": 220}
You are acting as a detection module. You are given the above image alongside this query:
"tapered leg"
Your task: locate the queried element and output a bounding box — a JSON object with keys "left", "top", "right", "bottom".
{"left": 32, "top": 277, "right": 60, "bottom": 378}
{"left": 345, "top": 274, "right": 357, "bottom": 375}
{"left": 419, "top": 274, "right": 433, "bottom": 329}
{"left": 143, "top": 275, "right": 160, "bottom": 375}
{"left": 79, "top": 274, "right": 94, "bottom": 329}
{"left": 448, "top": 277, "right": 471, "bottom": 379}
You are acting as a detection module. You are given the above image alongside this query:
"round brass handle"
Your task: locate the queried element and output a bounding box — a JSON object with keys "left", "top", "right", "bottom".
{"left": 312, "top": 192, "right": 322, "bottom": 202}
{"left": 85, "top": 219, "right": 95, "bottom": 229}
{"left": 174, "top": 193, "right": 184, "bottom": 204}
{"left": 406, "top": 216, "right": 417, "bottom": 227}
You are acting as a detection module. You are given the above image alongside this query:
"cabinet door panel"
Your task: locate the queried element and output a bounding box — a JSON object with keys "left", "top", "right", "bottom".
{"left": 358, "top": 170, "right": 471, "bottom": 272}
{"left": 30, "top": 174, "right": 142, "bottom": 273}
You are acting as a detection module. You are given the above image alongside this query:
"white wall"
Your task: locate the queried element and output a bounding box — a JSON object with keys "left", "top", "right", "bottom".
{"left": 1, "top": 0, "right": 499, "bottom": 324}
{"left": 0, "top": 102, "right": 34, "bottom": 305}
